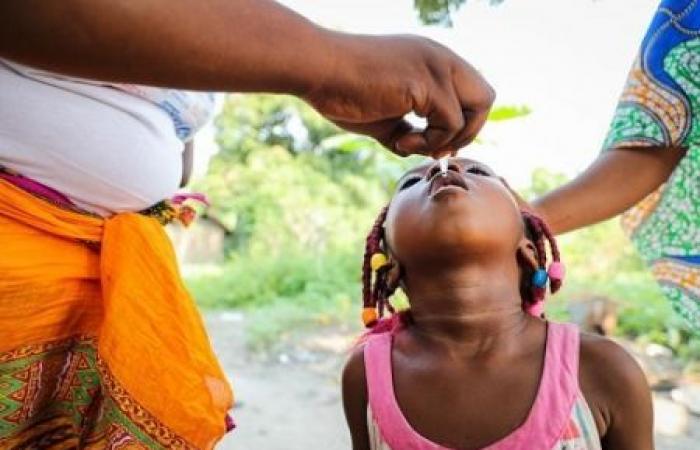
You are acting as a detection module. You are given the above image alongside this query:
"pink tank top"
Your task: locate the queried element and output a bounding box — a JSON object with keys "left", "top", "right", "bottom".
{"left": 363, "top": 322, "right": 601, "bottom": 450}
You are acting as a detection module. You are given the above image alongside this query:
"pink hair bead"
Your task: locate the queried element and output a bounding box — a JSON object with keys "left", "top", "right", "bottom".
{"left": 548, "top": 262, "right": 566, "bottom": 281}
{"left": 526, "top": 300, "right": 545, "bottom": 317}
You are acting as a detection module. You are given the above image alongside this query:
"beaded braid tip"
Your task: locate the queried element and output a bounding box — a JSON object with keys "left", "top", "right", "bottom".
{"left": 370, "top": 253, "right": 390, "bottom": 271}
{"left": 531, "top": 268, "right": 548, "bottom": 288}
{"left": 526, "top": 300, "right": 545, "bottom": 318}
{"left": 177, "top": 205, "right": 197, "bottom": 227}
{"left": 547, "top": 261, "right": 565, "bottom": 282}
{"left": 362, "top": 307, "right": 378, "bottom": 328}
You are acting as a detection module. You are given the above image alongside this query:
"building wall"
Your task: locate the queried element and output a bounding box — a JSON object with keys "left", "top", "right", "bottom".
{"left": 166, "top": 219, "right": 227, "bottom": 265}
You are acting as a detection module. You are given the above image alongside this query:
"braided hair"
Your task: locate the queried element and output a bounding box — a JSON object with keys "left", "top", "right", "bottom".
{"left": 520, "top": 211, "right": 563, "bottom": 314}
{"left": 361, "top": 207, "right": 564, "bottom": 328}
{"left": 361, "top": 206, "right": 400, "bottom": 328}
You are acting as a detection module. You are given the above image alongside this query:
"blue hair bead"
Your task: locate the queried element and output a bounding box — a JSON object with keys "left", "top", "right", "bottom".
{"left": 532, "top": 269, "right": 548, "bottom": 288}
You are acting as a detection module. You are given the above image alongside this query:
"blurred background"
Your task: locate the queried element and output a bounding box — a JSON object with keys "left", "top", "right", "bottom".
{"left": 170, "top": 0, "right": 699, "bottom": 448}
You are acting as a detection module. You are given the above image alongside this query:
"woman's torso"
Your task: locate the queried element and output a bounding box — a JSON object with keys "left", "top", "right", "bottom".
{"left": 0, "top": 60, "right": 215, "bottom": 216}
{"left": 601, "top": 0, "right": 700, "bottom": 330}
{"left": 364, "top": 322, "right": 602, "bottom": 450}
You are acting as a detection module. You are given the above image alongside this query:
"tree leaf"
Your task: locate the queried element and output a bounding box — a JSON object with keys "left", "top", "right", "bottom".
{"left": 487, "top": 105, "right": 531, "bottom": 121}
{"left": 413, "top": 0, "right": 504, "bottom": 27}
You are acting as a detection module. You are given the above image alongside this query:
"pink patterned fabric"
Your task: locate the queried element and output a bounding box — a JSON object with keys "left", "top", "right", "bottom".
{"left": 363, "top": 322, "right": 601, "bottom": 450}
{"left": 0, "top": 170, "right": 74, "bottom": 208}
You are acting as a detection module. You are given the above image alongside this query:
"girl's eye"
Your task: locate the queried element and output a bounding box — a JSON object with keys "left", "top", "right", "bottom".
{"left": 467, "top": 166, "right": 490, "bottom": 176}
{"left": 399, "top": 176, "right": 420, "bottom": 190}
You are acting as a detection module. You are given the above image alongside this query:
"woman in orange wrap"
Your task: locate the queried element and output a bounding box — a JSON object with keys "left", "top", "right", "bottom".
{"left": 0, "top": 179, "right": 233, "bottom": 448}
{"left": 0, "top": 0, "right": 494, "bottom": 448}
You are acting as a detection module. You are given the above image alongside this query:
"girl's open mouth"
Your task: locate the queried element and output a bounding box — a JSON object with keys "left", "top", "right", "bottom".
{"left": 429, "top": 171, "right": 469, "bottom": 197}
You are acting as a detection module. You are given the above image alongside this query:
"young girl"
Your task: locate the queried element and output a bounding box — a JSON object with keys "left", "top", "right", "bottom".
{"left": 342, "top": 158, "right": 653, "bottom": 450}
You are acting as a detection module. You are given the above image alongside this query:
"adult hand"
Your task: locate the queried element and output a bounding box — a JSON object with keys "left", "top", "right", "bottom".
{"left": 305, "top": 34, "right": 495, "bottom": 158}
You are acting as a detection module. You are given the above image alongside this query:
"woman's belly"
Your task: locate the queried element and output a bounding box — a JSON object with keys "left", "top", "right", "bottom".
{"left": 0, "top": 62, "right": 183, "bottom": 217}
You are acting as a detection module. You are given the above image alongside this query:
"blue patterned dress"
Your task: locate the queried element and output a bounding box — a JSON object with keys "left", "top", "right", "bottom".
{"left": 604, "top": 0, "right": 700, "bottom": 331}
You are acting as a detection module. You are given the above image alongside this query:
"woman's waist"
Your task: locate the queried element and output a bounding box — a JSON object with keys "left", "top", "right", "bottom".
{"left": 0, "top": 157, "right": 183, "bottom": 217}
{"left": 0, "top": 64, "right": 185, "bottom": 216}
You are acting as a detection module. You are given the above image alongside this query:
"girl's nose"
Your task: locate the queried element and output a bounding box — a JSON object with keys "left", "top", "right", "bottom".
{"left": 425, "top": 159, "right": 461, "bottom": 180}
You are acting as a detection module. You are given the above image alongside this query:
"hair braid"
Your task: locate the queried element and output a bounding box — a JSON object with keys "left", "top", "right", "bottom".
{"left": 362, "top": 206, "right": 389, "bottom": 311}
{"left": 537, "top": 218, "right": 563, "bottom": 293}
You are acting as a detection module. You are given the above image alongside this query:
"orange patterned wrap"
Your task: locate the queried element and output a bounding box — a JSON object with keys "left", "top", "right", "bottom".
{"left": 0, "top": 179, "right": 233, "bottom": 449}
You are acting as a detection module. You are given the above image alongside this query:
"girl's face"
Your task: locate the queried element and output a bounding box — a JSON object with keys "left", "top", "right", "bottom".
{"left": 385, "top": 158, "right": 524, "bottom": 269}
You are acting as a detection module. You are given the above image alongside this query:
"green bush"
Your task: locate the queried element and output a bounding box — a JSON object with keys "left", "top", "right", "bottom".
{"left": 187, "top": 247, "right": 362, "bottom": 348}
{"left": 188, "top": 247, "right": 361, "bottom": 309}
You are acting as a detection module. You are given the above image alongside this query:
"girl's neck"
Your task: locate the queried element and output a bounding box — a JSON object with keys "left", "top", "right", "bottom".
{"left": 402, "top": 260, "right": 532, "bottom": 358}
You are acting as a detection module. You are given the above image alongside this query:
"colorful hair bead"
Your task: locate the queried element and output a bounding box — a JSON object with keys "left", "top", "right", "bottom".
{"left": 526, "top": 300, "right": 545, "bottom": 318}
{"left": 177, "top": 205, "right": 197, "bottom": 227}
{"left": 531, "top": 269, "right": 548, "bottom": 288}
{"left": 547, "top": 261, "right": 565, "bottom": 281}
{"left": 362, "top": 307, "right": 378, "bottom": 327}
{"left": 370, "top": 253, "right": 389, "bottom": 271}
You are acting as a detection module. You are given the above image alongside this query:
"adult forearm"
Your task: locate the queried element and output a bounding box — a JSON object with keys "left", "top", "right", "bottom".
{"left": 0, "top": 0, "right": 333, "bottom": 95}
{"left": 532, "top": 147, "right": 685, "bottom": 235}
{"left": 0, "top": 0, "right": 497, "bottom": 155}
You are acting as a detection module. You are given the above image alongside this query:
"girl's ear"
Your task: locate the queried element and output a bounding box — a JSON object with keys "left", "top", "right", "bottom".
{"left": 386, "top": 255, "right": 402, "bottom": 289}
{"left": 517, "top": 238, "right": 539, "bottom": 272}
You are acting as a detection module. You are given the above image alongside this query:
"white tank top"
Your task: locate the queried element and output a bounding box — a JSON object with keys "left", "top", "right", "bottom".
{"left": 0, "top": 61, "right": 216, "bottom": 216}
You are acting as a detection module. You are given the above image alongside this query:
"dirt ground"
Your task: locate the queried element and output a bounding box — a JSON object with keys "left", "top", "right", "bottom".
{"left": 206, "top": 312, "right": 700, "bottom": 450}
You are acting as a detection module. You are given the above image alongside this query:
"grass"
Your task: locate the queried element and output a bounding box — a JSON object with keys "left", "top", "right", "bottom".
{"left": 186, "top": 247, "right": 363, "bottom": 349}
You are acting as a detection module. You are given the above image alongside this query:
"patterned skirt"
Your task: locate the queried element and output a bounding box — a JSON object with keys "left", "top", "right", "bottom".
{"left": 0, "top": 178, "right": 233, "bottom": 449}
{"left": 604, "top": 0, "right": 700, "bottom": 331}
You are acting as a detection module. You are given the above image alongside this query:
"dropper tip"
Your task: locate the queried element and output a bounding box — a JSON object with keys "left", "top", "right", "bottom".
{"left": 439, "top": 157, "right": 448, "bottom": 177}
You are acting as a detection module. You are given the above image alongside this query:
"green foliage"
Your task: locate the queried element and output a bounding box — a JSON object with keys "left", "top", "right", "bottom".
{"left": 200, "top": 94, "right": 417, "bottom": 257}
{"left": 189, "top": 248, "right": 360, "bottom": 310}
{"left": 519, "top": 167, "right": 568, "bottom": 200}
{"left": 488, "top": 105, "right": 531, "bottom": 122}
{"left": 187, "top": 249, "right": 362, "bottom": 349}
{"left": 190, "top": 94, "right": 418, "bottom": 345}
{"left": 413, "top": 0, "right": 504, "bottom": 26}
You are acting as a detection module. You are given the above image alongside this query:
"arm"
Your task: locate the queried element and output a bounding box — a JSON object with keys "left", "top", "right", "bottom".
{"left": 532, "top": 147, "right": 685, "bottom": 235}
{"left": 579, "top": 334, "right": 654, "bottom": 450}
{"left": 342, "top": 346, "right": 371, "bottom": 450}
{"left": 0, "top": 0, "right": 494, "bottom": 155}
{"left": 0, "top": 0, "right": 330, "bottom": 95}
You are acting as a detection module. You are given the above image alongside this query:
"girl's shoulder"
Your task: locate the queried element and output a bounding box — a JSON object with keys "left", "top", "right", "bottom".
{"left": 578, "top": 331, "right": 647, "bottom": 390}
{"left": 341, "top": 343, "right": 372, "bottom": 449}
{"left": 343, "top": 343, "right": 368, "bottom": 393}
{"left": 342, "top": 332, "right": 394, "bottom": 410}
{"left": 577, "top": 331, "right": 652, "bottom": 439}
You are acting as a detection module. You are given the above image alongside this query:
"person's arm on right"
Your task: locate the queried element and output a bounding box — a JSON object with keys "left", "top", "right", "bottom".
{"left": 531, "top": 147, "right": 685, "bottom": 235}
{"left": 0, "top": 0, "right": 495, "bottom": 155}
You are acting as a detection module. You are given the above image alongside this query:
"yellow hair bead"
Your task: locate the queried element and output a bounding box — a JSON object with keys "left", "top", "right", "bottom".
{"left": 362, "top": 307, "right": 378, "bottom": 327}
{"left": 370, "top": 253, "right": 389, "bottom": 271}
